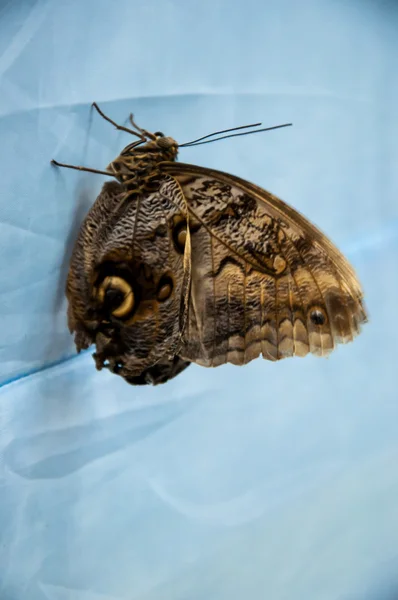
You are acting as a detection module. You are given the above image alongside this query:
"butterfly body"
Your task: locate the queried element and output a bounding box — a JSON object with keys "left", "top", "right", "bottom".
{"left": 57, "top": 106, "right": 367, "bottom": 385}
{"left": 106, "top": 134, "right": 178, "bottom": 192}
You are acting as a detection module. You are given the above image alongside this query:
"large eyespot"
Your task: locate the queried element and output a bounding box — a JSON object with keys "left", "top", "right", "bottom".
{"left": 157, "top": 275, "right": 174, "bottom": 302}
{"left": 172, "top": 220, "right": 187, "bottom": 253}
{"left": 154, "top": 131, "right": 164, "bottom": 138}
{"left": 310, "top": 306, "right": 327, "bottom": 326}
{"left": 97, "top": 276, "right": 135, "bottom": 318}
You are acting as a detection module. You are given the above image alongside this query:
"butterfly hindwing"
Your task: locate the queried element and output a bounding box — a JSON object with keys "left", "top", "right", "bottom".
{"left": 66, "top": 175, "right": 193, "bottom": 383}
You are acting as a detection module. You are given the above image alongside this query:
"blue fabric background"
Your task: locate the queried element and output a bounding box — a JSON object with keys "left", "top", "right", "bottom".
{"left": 1, "top": 0, "right": 397, "bottom": 598}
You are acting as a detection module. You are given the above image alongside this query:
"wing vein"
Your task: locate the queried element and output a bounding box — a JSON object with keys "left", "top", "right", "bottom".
{"left": 275, "top": 273, "right": 279, "bottom": 359}
{"left": 131, "top": 196, "right": 142, "bottom": 260}
{"left": 227, "top": 278, "right": 231, "bottom": 359}
{"left": 290, "top": 237, "right": 329, "bottom": 355}
{"left": 210, "top": 232, "right": 216, "bottom": 366}
{"left": 260, "top": 281, "right": 265, "bottom": 358}
{"left": 277, "top": 239, "right": 304, "bottom": 356}
{"left": 243, "top": 261, "right": 247, "bottom": 363}
{"left": 287, "top": 268, "right": 295, "bottom": 355}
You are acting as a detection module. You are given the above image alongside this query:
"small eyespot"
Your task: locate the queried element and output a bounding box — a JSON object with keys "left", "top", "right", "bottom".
{"left": 97, "top": 276, "right": 135, "bottom": 318}
{"left": 157, "top": 276, "right": 173, "bottom": 302}
{"left": 310, "top": 307, "right": 327, "bottom": 326}
{"left": 154, "top": 131, "right": 164, "bottom": 137}
{"left": 173, "top": 220, "right": 188, "bottom": 253}
{"left": 272, "top": 255, "right": 287, "bottom": 275}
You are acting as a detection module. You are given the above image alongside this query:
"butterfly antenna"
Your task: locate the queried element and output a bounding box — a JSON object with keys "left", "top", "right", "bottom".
{"left": 180, "top": 123, "right": 292, "bottom": 147}
{"left": 180, "top": 122, "right": 262, "bottom": 147}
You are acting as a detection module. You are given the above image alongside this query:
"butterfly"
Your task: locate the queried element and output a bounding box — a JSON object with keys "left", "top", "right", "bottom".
{"left": 51, "top": 103, "right": 367, "bottom": 385}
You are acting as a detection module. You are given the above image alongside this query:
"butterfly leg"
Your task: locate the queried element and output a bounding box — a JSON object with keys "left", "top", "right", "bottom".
{"left": 51, "top": 159, "right": 113, "bottom": 177}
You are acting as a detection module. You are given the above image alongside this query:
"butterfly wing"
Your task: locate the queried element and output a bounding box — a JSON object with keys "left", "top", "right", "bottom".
{"left": 162, "top": 162, "right": 367, "bottom": 368}
{"left": 66, "top": 178, "right": 193, "bottom": 385}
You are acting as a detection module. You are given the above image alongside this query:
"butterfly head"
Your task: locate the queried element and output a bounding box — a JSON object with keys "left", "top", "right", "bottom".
{"left": 119, "top": 132, "right": 179, "bottom": 162}
{"left": 153, "top": 131, "right": 179, "bottom": 157}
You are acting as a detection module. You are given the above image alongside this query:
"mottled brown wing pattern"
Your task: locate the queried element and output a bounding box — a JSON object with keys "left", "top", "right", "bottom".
{"left": 66, "top": 176, "right": 192, "bottom": 383}
{"left": 66, "top": 180, "right": 127, "bottom": 344}
{"left": 161, "top": 163, "right": 367, "bottom": 368}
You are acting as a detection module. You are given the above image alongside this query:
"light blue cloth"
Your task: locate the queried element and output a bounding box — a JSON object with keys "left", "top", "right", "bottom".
{"left": 1, "top": 0, "right": 398, "bottom": 598}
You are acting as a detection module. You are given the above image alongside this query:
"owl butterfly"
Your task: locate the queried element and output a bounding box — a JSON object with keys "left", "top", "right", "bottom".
{"left": 52, "top": 103, "right": 367, "bottom": 385}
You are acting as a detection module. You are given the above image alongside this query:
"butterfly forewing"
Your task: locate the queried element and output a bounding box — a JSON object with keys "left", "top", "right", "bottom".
{"left": 161, "top": 162, "right": 367, "bottom": 367}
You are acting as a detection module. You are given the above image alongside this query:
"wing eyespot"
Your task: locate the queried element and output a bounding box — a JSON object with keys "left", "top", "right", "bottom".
{"left": 157, "top": 275, "right": 174, "bottom": 302}
{"left": 309, "top": 307, "right": 327, "bottom": 326}
{"left": 272, "top": 255, "right": 287, "bottom": 275}
{"left": 97, "top": 276, "right": 135, "bottom": 318}
{"left": 172, "top": 220, "right": 188, "bottom": 253}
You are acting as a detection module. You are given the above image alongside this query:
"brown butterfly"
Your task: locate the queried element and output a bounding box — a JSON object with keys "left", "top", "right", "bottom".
{"left": 52, "top": 103, "right": 367, "bottom": 385}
